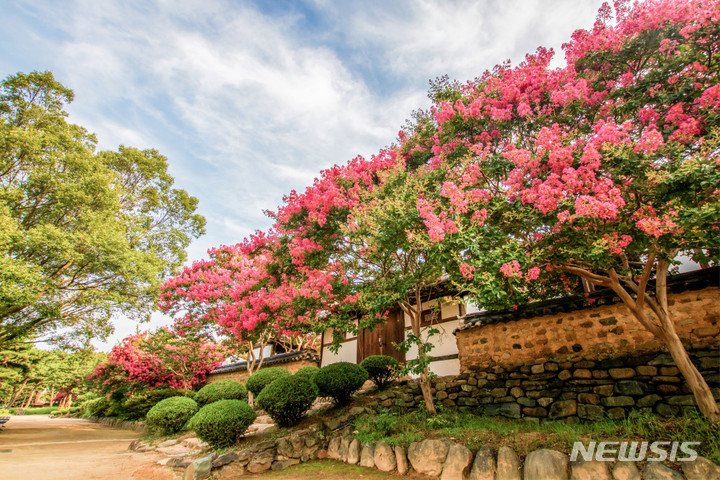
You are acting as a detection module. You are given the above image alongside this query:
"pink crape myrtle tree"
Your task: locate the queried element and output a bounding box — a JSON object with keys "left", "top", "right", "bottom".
{"left": 90, "top": 326, "right": 224, "bottom": 393}
{"left": 412, "top": 0, "right": 720, "bottom": 420}
{"left": 159, "top": 229, "right": 351, "bottom": 400}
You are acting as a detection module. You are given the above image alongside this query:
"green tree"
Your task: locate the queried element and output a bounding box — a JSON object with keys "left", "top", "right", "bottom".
{"left": 339, "top": 164, "right": 448, "bottom": 414}
{"left": 0, "top": 71, "right": 205, "bottom": 347}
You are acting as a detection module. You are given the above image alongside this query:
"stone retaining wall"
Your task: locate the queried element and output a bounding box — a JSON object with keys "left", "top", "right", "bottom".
{"left": 88, "top": 416, "right": 147, "bottom": 432}
{"left": 456, "top": 286, "right": 719, "bottom": 371}
{"left": 367, "top": 348, "right": 720, "bottom": 421}
{"left": 167, "top": 407, "right": 719, "bottom": 480}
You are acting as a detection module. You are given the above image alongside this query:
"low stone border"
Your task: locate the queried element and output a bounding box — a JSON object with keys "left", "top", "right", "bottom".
{"left": 87, "top": 416, "right": 147, "bottom": 433}
{"left": 139, "top": 407, "right": 719, "bottom": 480}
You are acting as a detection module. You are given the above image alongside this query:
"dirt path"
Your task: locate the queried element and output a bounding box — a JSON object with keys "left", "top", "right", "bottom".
{"left": 0, "top": 415, "right": 177, "bottom": 480}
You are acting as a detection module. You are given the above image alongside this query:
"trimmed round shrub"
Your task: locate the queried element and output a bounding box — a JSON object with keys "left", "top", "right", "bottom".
{"left": 294, "top": 366, "right": 321, "bottom": 383}
{"left": 195, "top": 380, "right": 247, "bottom": 406}
{"left": 190, "top": 399, "right": 256, "bottom": 448}
{"left": 256, "top": 375, "right": 318, "bottom": 427}
{"left": 360, "top": 355, "right": 401, "bottom": 388}
{"left": 122, "top": 388, "right": 186, "bottom": 420}
{"left": 314, "top": 362, "right": 368, "bottom": 405}
{"left": 145, "top": 396, "right": 198, "bottom": 435}
{"left": 246, "top": 367, "right": 291, "bottom": 397}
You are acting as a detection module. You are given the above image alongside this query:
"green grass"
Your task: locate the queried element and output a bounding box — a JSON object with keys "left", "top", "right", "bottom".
{"left": 8, "top": 406, "right": 59, "bottom": 415}
{"left": 253, "top": 460, "right": 413, "bottom": 479}
{"left": 353, "top": 408, "right": 720, "bottom": 464}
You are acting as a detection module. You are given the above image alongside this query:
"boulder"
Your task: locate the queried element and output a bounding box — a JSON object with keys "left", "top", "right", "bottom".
{"left": 469, "top": 446, "right": 495, "bottom": 480}
{"left": 339, "top": 436, "right": 351, "bottom": 462}
{"left": 373, "top": 441, "right": 396, "bottom": 472}
{"left": 276, "top": 437, "right": 294, "bottom": 458}
{"left": 182, "top": 437, "right": 208, "bottom": 449}
{"left": 408, "top": 439, "right": 450, "bottom": 477}
{"left": 441, "top": 444, "right": 473, "bottom": 480}
{"left": 347, "top": 438, "right": 361, "bottom": 465}
{"left": 496, "top": 447, "right": 522, "bottom": 480}
{"left": 246, "top": 454, "right": 274, "bottom": 474}
{"left": 157, "top": 439, "right": 179, "bottom": 448}
{"left": 215, "top": 463, "right": 245, "bottom": 479}
{"left": 157, "top": 445, "right": 197, "bottom": 457}
{"left": 359, "top": 443, "right": 375, "bottom": 468}
{"left": 524, "top": 449, "right": 568, "bottom": 480}
{"left": 682, "top": 456, "right": 720, "bottom": 480}
{"left": 396, "top": 445, "right": 409, "bottom": 475}
{"left": 271, "top": 459, "right": 300, "bottom": 471}
{"left": 167, "top": 458, "right": 193, "bottom": 468}
{"left": 212, "top": 452, "right": 238, "bottom": 468}
{"left": 570, "top": 459, "right": 611, "bottom": 480}
{"left": 254, "top": 415, "right": 273, "bottom": 424}
{"left": 184, "top": 455, "right": 213, "bottom": 480}
{"left": 131, "top": 440, "right": 155, "bottom": 453}
{"left": 642, "top": 462, "right": 683, "bottom": 480}
{"left": 611, "top": 462, "right": 640, "bottom": 480}
{"left": 549, "top": 400, "right": 577, "bottom": 419}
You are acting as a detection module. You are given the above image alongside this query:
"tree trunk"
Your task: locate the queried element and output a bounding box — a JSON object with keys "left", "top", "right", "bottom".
{"left": 8, "top": 379, "right": 28, "bottom": 407}
{"left": 660, "top": 320, "right": 719, "bottom": 421}
{"left": 406, "top": 295, "right": 437, "bottom": 415}
{"left": 23, "top": 388, "right": 37, "bottom": 409}
{"left": 564, "top": 260, "right": 719, "bottom": 421}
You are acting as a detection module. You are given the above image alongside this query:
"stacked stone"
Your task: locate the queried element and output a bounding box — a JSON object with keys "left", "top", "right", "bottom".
{"left": 323, "top": 435, "right": 719, "bottom": 480}
{"left": 366, "top": 349, "right": 719, "bottom": 422}
{"left": 135, "top": 399, "right": 720, "bottom": 479}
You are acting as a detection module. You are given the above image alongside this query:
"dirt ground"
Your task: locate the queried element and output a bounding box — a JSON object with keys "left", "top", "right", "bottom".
{"left": 0, "top": 415, "right": 177, "bottom": 480}
{"left": 0, "top": 415, "right": 420, "bottom": 480}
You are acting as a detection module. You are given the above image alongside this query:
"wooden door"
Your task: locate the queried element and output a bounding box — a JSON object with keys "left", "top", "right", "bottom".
{"left": 357, "top": 308, "right": 406, "bottom": 363}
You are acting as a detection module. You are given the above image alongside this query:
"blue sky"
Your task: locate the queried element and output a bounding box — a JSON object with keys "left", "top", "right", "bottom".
{"left": 1, "top": 0, "right": 606, "bottom": 350}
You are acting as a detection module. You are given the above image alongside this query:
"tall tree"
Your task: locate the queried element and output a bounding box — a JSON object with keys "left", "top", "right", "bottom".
{"left": 415, "top": 0, "right": 720, "bottom": 420}
{"left": 0, "top": 71, "right": 205, "bottom": 347}
{"left": 340, "top": 161, "right": 449, "bottom": 414}
{"left": 90, "top": 327, "right": 222, "bottom": 393}
{"left": 160, "top": 232, "right": 343, "bottom": 381}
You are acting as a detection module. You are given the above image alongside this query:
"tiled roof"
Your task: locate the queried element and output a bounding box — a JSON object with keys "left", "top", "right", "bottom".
{"left": 209, "top": 349, "right": 319, "bottom": 375}
{"left": 456, "top": 267, "right": 718, "bottom": 333}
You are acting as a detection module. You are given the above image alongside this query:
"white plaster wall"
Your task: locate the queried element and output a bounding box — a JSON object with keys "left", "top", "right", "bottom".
{"left": 429, "top": 358, "right": 460, "bottom": 377}
{"left": 321, "top": 339, "right": 357, "bottom": 367}
{"left": 404, "top": 319, "right": 460, "bottom": 359}
{"left": 253, "top": 345, "right": 273, "bottom": 359}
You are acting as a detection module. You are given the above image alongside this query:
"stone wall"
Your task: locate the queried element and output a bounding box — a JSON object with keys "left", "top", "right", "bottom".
{"left": 207, "top": 359, "right": 317, "bottom": 384}
{"left": 363, "top": 281, "right": 720, "bottom": 422}
{"left": 137, "top": 404, "right": 720, "bottom": 480}
{"left": 370, "top": 348, "right": 719, "bottom": 421}
{"left": 456, "top": 286, "right": 719, "bottom": 371}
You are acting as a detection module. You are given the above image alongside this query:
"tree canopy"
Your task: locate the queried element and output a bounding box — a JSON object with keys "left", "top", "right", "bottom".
{"left": 0, "top": 71, "right": 205, "bottom": 348}
{"left": 159, "top": 0, "right": 720, "bottom": 419}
